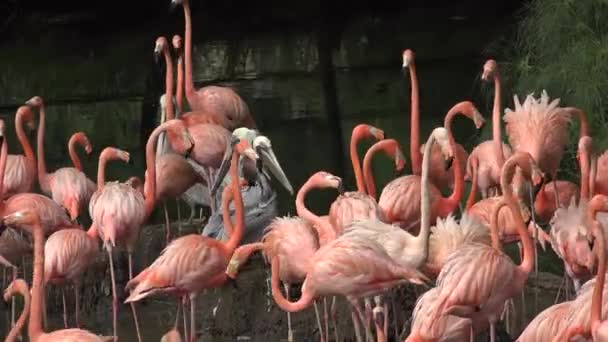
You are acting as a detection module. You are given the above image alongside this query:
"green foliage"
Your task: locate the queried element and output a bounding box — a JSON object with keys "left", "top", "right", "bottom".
{"left": 497, "top": 0, "right": 608, "bottom": 179}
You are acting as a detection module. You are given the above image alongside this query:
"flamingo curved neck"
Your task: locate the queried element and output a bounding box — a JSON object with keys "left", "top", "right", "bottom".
{"left": 163, "top": 46, "right": 175, "bottom": 121}
{"left": 465, "top": 157, "right": 478, "bottom": 210}
{"left": 409, "top": 63, "right": 421, "bottom": 175}
{"left": 295, "top": 182, "right": 336, "bottom": 242}
{"left": 5, "top": 283, "right": 30, "bottom": 342}
{"left": 591, "top": 219, "right": 605, "bottom": 331}
{"left": 222, "top": 185, "right": 234, "bottom": 237}
{"left": 580, "top": 150, "right": 591, "bottom": 201}
{"left": 29, "top": 221, "right": 45, "bottom": 340}
{"left": 438, "top": 109, "right": 465, "bottom": 216}
{"left": 270, "top": 256, "right": 314, "bottom": 312}
{"left": 182, "top": 0, "right": 195, "bottom": 108}
{"left": 362, "top": 143, "right": 386, "bottom": 199}
{"left": 68, "top": 135, "right": 84, "bottom": 171}
{"left": 416, "top": 132, "right": 438, "bottom": 261}
{"left": 96, "top": 157, "right": 109, "bottom": 190}
{"left": 0, "top": 135, "right": 8, "bottom": 198}
{"left": 492, "top": 71, "right": 505, "bottom": 165}
{"left": 176, "top": 54, "right": 184, "bottom": 114}
{"left": 16, "top": 110, "right": 36, "bottom": 190}
{"left": 500, "top": 155, "right": 534, "bottom": 275}
{"left": 144, "top": 127, "right": 165, "bottom": 218}
{"left": 490, "top": 200, "right": 505, "bottom": 251}
{"left": 350, "top": 128, "right": 367, "bottom": 193}
{"left": 223, "top": 148, "right": 245, "bottom": 254}
{"left": 34, "top": 103, "right": 51, "bottom": 193}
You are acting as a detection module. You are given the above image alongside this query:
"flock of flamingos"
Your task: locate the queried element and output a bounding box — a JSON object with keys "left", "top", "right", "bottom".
{"left": 2, "top": 0, "right": 608, "bottom": 341}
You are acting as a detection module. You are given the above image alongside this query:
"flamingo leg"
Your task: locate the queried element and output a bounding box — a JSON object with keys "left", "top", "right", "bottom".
{"left": 174, "top": 298, "right": 181, "bottom": 329}
{"left": 176, "top": 199, "right": 183, "bottom": 235}
{"left": 390, "top": 292, "right": 398, "bottom": 340}
{"left": 364, "top": 298, "right": 373, "bottom": 342}
{"left": 128, "top": 253, "right": 143, "bottom": 342}
{"left": 490, "top": 321, "right": 496, "bottom": 342}
{"left": 163, "top": 200, "right": 171, "bottom": 244}
{"left": 189, "top": 293, "right": 197, "bottom": 342}
{"left": 74, "top": 280, "right": 81, "bottom": 328}
{"left": 330, "top": 296, "right": 339, "bottom": 342}
{"left": 284, "top": 283, "right": 294, "bottom": 342}
{"left": 182, "top": 296, "right": 189, "bottom": 341}
{"left": 382, "top": 298, "right": 388, "bottom": 339}
{"left": 313, "top": 301, "right": 326, "bottom": 342}
{"left": 62, "top": 287, "right": 68, "bottom": 328}
{"left": 518, "top": 243, "right": 526, "bottom": 325}
{"left": 107, "top": 248, "right": 118, "bottom": 342}
{"left": 529, "top": 186, "right": 539, "bottom": 313}
{"left": 323, "top": 297, "right": 330, "bottom": 342}
{"left": 11, "top": 267, "right": 16, "bottom": 330}
{"left": 348, "top": 298, "right": 364, "bottom": 342}
{"left": 372, "top": 296, "right": 386, "bottom": 342}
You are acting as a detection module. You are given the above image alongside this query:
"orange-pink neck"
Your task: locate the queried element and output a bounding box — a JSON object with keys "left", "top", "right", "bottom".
{"left": 409, "top": 62, "right": 421, "bottom": 175}
{"left": 295, "top": 180, "right": 336, "bottom": 242}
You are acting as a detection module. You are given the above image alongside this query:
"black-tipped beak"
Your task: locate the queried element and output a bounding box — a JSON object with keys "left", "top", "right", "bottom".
{"left": 154, "top": 50, "right": 162, "bottom": 65}
{"left": 444, "top": 156, "right": 454, "bottom": 171}
{"left": 169, "top": 0, "right": 179, "bottom": 11}
{"left": 186, "top": 144, "right": 194, "bottom": 158}
{"left": 226, "top": 276, "right": 239, "bottom": 290}
{"left": 127, "top": 158, "right": 134, "bottom": 166}
{"left": 337, "top": 180, "right": 345, "bottom": 195}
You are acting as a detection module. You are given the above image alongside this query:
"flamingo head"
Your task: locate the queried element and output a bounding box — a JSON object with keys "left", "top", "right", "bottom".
{"left": 170, "top": 0, "right": 184, "bottom": 10}
{"left": 164, "top": 119, "right": 194, "bottom": 156}
{"left": 471, "top": 106, "right": 485, "bottom": 129}
{"left": 235, "top": 138, "right": 259, "bottom": 162}
{"left": 100, "top": 147, "right": 130, "bottom": 164}
{"left": 2, "top": 210, "right": 41, "bottom": 229}
{"left": 24, "top": 95, "right": 43, "bottom": 109}
{"left": 402, "top": 49, "right": 415, "bottom": 69}
{"left": 309, "top": 171, "right": 344, "bottom": 195}
{"left": 154, "top": 37, "right": 169, "bottom": 64}
{"left": 172, "top": 35, "right": 183, "bottom": 50}
{"left": 482, "top": 59, "right": 497, "bottom": 81}
{"left": 0, "top": 119, "right": 5, "bottom": 138}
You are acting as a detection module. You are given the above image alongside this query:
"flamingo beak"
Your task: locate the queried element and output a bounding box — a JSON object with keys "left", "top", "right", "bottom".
{"left": 257, "top": 144, "right": 293, "bottom": 195}
{"left": 336, "top": 178, "right": 345, "bottom": 195}
{"left": 169, "top": 0, "right": 180, "bottom": 11}
{"left": 444, "top": 156, "right": 454, "bottom": 171}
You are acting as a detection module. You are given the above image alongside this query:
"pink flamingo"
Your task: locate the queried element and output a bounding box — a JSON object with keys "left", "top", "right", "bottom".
{"left": 547, "top": 194, "right": 608, "bottom": 341}
{"left": 406, "top": 200, "right": 508, "bottom": 342}
{"left": 3, "top": 106, "right": 36, "bottom": 199}
{"left": 295, "top": 172, "right": 344, "bottom": 246}
{"left": 593, "top": 152, "right": 608, "bottom": 196}
{"left": 29, "top": 95, "right": 96, "bottom": 221}
{"left": 124, "top": 137, "right": 256, "bottom": 342}
{"left": 520, "top": 199, "right": 608, "bottom": 342}
{"left": 328, "top": 124, "right": 385, "bottom": 235}
{"left": 550, "top": 136, "right": 596, "bottom": 293}
{"left": 503, "top": 90, "right": 588, "bottom": 208}
{"left": 2, "top": 210, "right": 112, "bottom": 342}
{"left": 154, "top": 36, "right": 203, "bottom": 241}
{"left": 89, "top": 119, "right": 194, "bottom": 341}
{"left": 429, "top": 151, "right": 541, "bottom": 342}
{"left": 169, "top": 0, "right": 256, "bottom": 129}
{"left": 401, "top": 49, "right": 422, "bottom": 175}
{"left": 465, "top": 59, "right": 513, "bottom": 198}
{"left": 534, "top": 179, "right": 580, "bottom": 223}
{"left": 68, "top": 132, "right": 92, "bottom": 172}
{"left": 228, "top": 216, "right": 324, "bottom": 342}
{"left": 43, "top": 225, "right": 100, "bottom": 328}
{"left": 377, "top": 101, "right": 478, "bottom": 231}
{"left": 362, "top": 139, "right": 407, "bottom": 200}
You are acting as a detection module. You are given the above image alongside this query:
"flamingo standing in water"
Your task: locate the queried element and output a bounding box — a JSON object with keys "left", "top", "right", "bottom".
{"left": 466, "top": 59, "right": 512, "bottom": 198}
{"left": 28, "top": 95, "right": 96, "bottom": 221}
{"left": 2, "top": 210, "right": 113, "bottom": 342}
{"left": 377, "top": 101, "right": 480, "bottom": 231}
{"left": 3, "top": 105, "right": 36, "bottom": 199}
{"left": 125, "top": 137, "right": 257, "bottom": 342}
{"left": 89, "top": 119, "right": 194, "bottom": 342}
{"left": 429, "top": 151, "right": 542, "bottom": 342}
